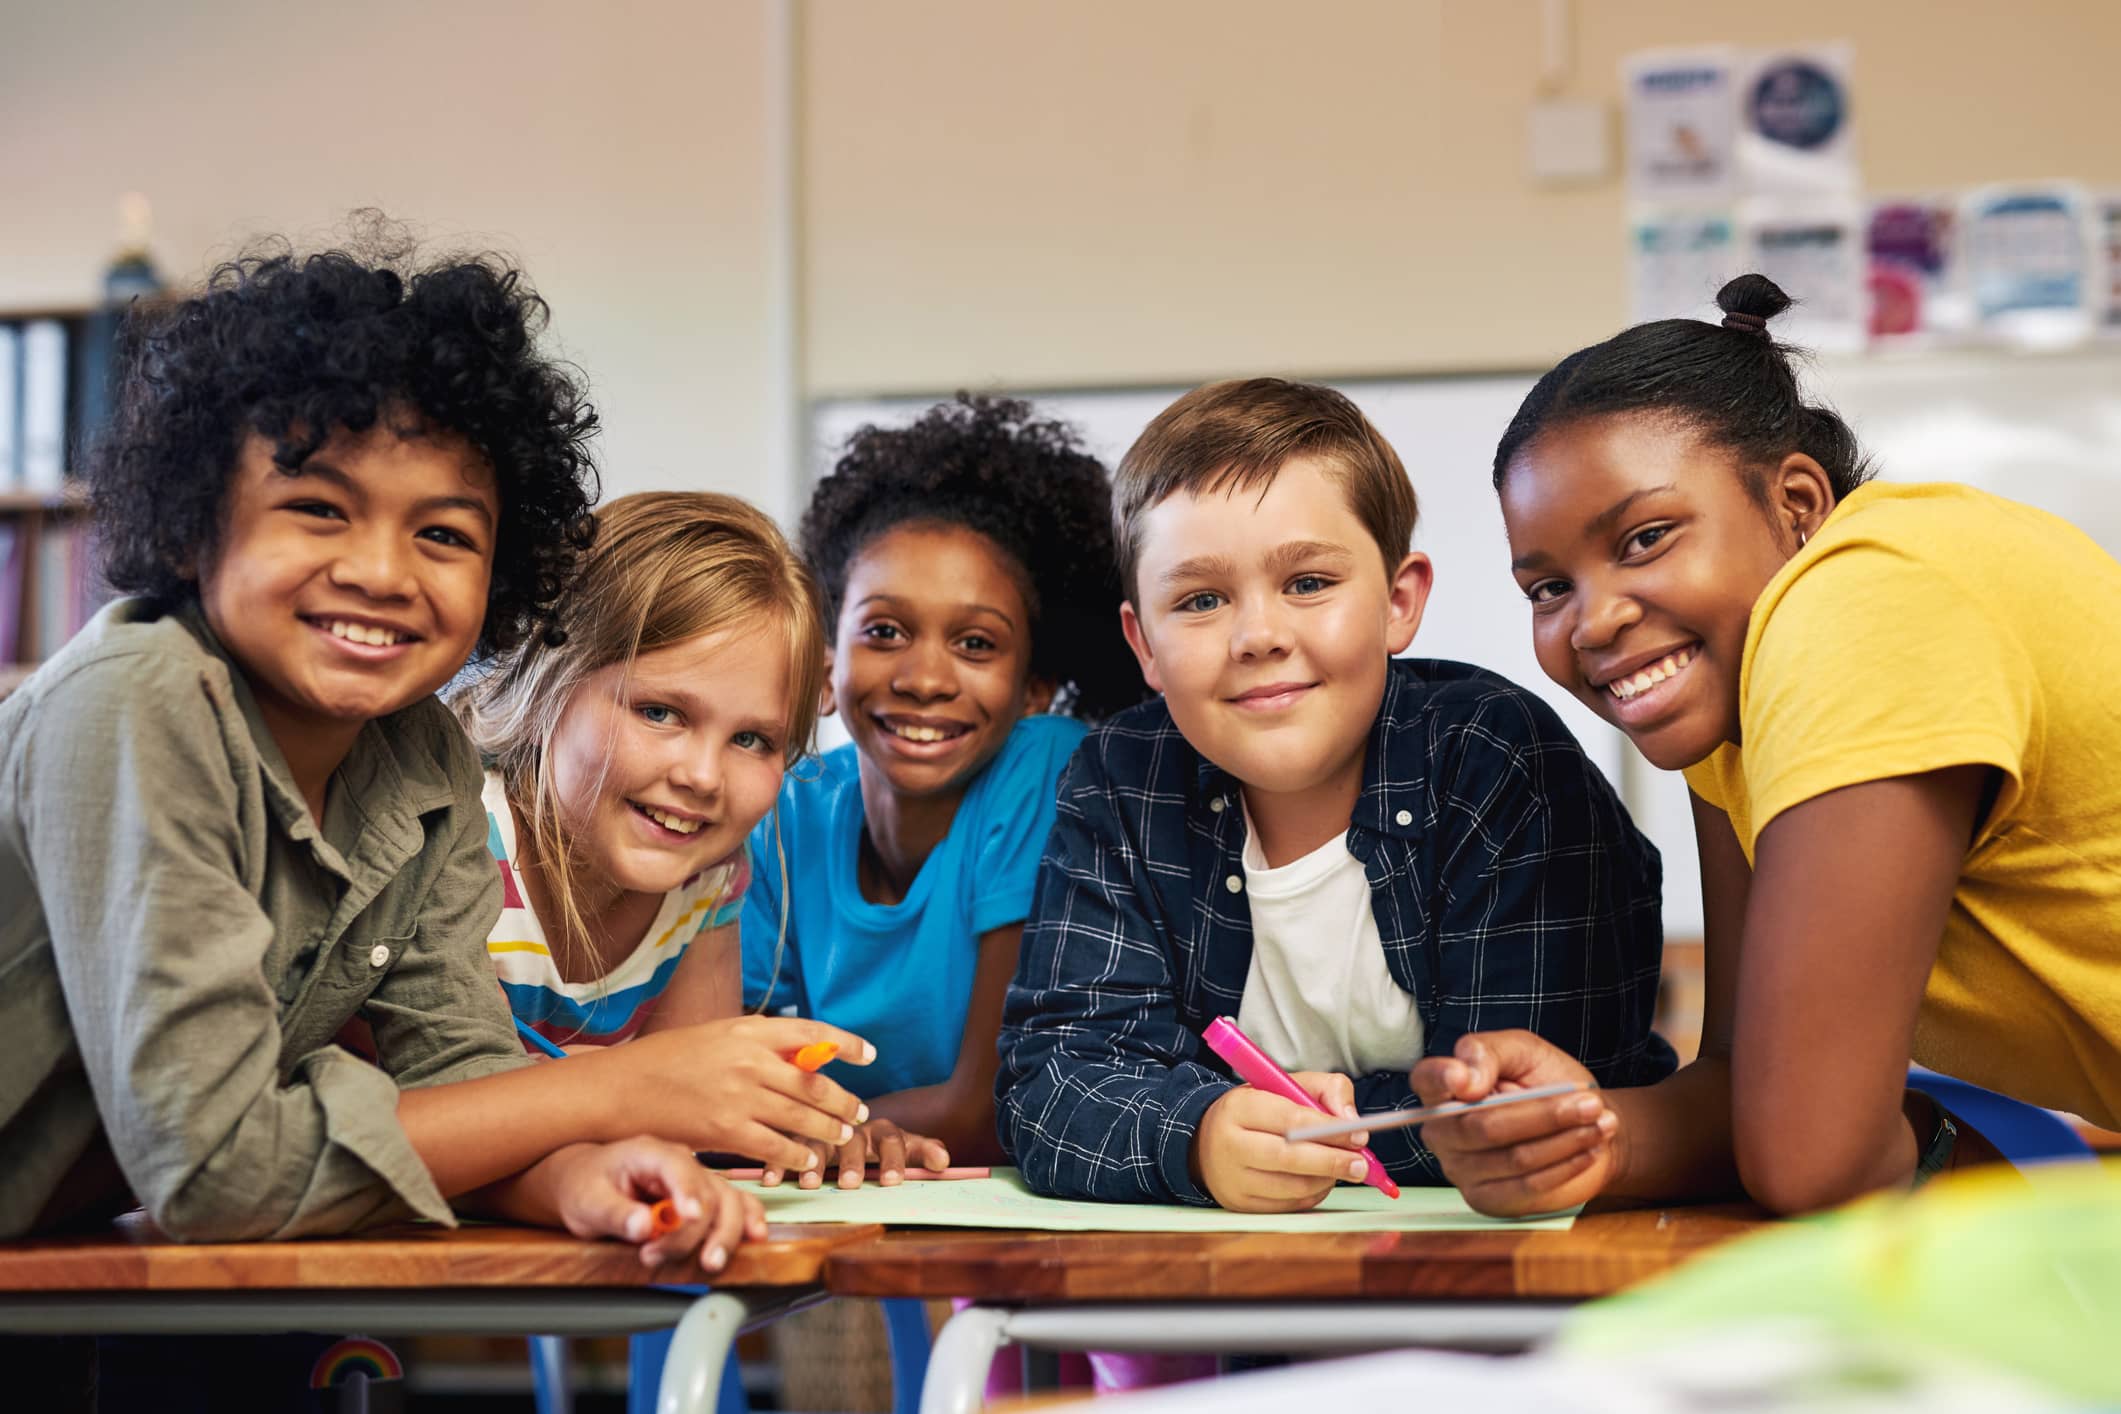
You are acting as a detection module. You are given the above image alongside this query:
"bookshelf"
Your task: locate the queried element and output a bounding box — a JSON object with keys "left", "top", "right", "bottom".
{"left": 1, "top": 302, "right": 109, "bottom": 697}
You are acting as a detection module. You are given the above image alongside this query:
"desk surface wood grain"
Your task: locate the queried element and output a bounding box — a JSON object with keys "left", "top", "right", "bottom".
{"left": 823, "top": 1202, "right": 1769, "bottom": 1302}
{"left": 0, "top": 1217, "right": 882, "bottom": 1292}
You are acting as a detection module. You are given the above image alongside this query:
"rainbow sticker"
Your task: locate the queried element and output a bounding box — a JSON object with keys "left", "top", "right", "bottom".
{"left": 310, "top": 1336, "right": 404, "bottom": 1387}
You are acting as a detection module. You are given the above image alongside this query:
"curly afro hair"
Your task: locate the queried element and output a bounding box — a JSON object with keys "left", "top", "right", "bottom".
{"left": 801, "top": 393, "right": 1144, "bottom": 721}
{"left": 90, "top": 216, "right": 599, "bottom": 657}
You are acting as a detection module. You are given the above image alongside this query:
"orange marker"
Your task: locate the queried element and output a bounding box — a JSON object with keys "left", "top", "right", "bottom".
{"left": 646, "top": 1198, "right": 682, "bottom": 1238}
{"left": 792, "top": 1041, "right": 839, "bottom": 1072}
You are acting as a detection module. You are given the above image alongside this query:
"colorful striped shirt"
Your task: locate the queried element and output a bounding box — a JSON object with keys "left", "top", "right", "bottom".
{"left": 482, "top": 771, "right": 750, "bottom": 1052}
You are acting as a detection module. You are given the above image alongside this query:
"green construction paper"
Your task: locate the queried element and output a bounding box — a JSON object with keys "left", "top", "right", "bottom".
{"left": 743, "top": 1167, "right": 1577, "bottom": 1233}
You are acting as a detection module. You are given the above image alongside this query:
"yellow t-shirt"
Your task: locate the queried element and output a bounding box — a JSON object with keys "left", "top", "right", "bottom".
{"left": 1684, "top": 481, "right": 2121, "bottom": 1128}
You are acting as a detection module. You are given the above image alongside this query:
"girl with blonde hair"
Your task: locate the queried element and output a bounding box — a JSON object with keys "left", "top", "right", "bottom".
{"left": 457, "top": 491, "right": 872, "bottom": 1175}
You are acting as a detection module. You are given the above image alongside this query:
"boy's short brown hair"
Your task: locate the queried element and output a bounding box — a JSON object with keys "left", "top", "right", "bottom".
{"left": 1112, "top": 378, "right": 1419, "bottom": 602}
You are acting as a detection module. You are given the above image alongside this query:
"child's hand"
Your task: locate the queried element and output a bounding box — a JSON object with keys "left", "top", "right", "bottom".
{"left": 611, "top": 1017, "right": 876, "bottom": 1174}
{"left": 1410, "top": 1030, "right": 1616, "bottom": 1217}
{"left": 1192, "top": 1072, "right": 1372, "bottom": 1212}
{"left": 760, "top": 1117, "right": 952, "bottom": 1190}
{"left": 547, "top": 1137, "right": 769, "bottom": 1274}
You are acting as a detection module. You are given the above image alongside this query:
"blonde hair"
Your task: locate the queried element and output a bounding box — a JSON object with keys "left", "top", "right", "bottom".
{"left": 455, "top": 491, "right": 826, "bottom": 975}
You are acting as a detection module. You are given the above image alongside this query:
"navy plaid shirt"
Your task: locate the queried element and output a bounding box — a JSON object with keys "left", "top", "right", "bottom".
{"left": 997, "top": 657, "right": 1675, "bottom": 1203}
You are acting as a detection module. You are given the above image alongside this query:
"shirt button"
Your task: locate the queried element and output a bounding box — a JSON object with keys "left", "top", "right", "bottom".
{"left": 1395, "top": 809, "right": 1413, "bottom": 826}
{"left": 1209, "top": 797, "right": 1226, "bottom": 813}
{"left": 369, "top": 944, "right": 391, "bottom": 968}
{"left": 1225, "top": 875, "right": 1243, "bottom": 894}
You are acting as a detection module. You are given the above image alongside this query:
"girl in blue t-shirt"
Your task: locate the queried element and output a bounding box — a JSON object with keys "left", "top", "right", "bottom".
{"left": 742, "top": 394, "right": 1142, "bottom": 1185}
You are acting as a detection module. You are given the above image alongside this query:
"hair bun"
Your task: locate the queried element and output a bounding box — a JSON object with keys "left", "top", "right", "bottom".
{"left": 1716, "top": 273, "right": 1793, "bottom": 324}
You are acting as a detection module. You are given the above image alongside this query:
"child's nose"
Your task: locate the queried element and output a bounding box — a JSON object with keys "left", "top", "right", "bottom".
{"left": 670, "top": 740, "right": 723, "bottom": 798}
{"left": 891, "top": 641, "right": 956, "bottom": 700}
{"left": 329, "top": 527, "right": 418, "bottom": 599}
{"left": 1569, "top": 579, "right": 1640, "bottom": 652}
{"left": 1228, "top": 597, "right": 1291, "bottom": 660}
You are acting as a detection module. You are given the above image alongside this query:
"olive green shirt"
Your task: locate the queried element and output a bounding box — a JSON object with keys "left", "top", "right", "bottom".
{"left": 0, "top": 598, "right": 530, "bottom": 1240}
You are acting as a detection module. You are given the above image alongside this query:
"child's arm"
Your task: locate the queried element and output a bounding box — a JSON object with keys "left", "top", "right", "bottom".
{"left": 764, "top": 920, "right": 1022, "bottom": 1187}
{"left": 862, "top": 921, "right": 1017, "bottom": 1160}
{"left": 994, "top": 742, "right": 1358, "bottom": 1206}
{"left": 1415, "top": 788, "right": 1749, "bottom": 1214}
{"left": 469, "top": 1137, "right": 767, "bottom": 1275}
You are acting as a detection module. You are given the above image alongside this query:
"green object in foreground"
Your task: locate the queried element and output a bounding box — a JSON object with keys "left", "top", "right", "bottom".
{"left": 740, "top": 1167, "right": 1577, "bottom": 1233}
{"left": 1561, "top": 1159, "right": 2121, "bottom": 1404}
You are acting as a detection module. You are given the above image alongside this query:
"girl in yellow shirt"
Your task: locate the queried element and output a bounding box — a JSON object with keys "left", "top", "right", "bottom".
{"left": 1416, "top": 273, "right": 2121, "bottom": 1216}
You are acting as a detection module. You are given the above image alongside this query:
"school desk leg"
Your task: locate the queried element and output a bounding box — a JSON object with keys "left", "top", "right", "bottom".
{"left": 655, "top": 1291, "right": 751, "bottom": 1414}
{"left": 920, "top": 1305, "right": 1012, "bottom": 1414}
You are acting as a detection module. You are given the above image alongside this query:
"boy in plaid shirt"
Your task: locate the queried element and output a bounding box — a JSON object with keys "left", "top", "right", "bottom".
{"left": 996, "top": 378, "right": 1673, "bottom": 1211}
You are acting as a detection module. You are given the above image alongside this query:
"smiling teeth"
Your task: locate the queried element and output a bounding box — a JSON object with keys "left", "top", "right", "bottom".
{"left": 641, "top": 805, "right": 701, "bottom": 835}
{"left": 889, "top": 723, "right": 955, "bottom": 743}
{"left": 1608, "top": 648, "right": 1694, "bottom": 702}
{"left": 327, "top": 620, "right": 408, "bottom": 647}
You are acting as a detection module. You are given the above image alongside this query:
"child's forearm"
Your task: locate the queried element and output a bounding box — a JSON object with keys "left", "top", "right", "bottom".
{"left": 454, "top": 1144, "right": 600, "bottom": 1226}
{"left": 868, "top": 1083, "right": 1007, "bottom": 1166}
{"left": 1599, "top": 1057, "right": 1746, "bottom": 1203}
{"left": 398, "top": 1057, "right": 625, "bottom": 1197}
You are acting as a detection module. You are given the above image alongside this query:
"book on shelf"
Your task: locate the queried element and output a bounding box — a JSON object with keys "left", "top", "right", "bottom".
{"left": 0, "top": 325, "right": 17, "bottom": 488}
{"left": 28, "top": 519, "right": 106, "bottom": 661}
{"left": 20, "top": 320, "right": 67, "bottom": 494}
{"left": 0, "top": 523, "right": 19, "bottom": 663}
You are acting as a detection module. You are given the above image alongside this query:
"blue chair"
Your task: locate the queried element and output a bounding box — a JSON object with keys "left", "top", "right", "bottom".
{"left": 1906, "top": 1068, "right": 2094, "bottom": 1165}
{"left": 531, "top": 1295, "right": 933, "bottom": 1414}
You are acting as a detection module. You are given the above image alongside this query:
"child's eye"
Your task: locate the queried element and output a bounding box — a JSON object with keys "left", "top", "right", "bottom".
{"left": 1176, "top": 591, "right": 1223, "bottom": 614}
{"left": 733, "top": 730, "right": 776, "bottom": 754}
{"left": 1525, "top": 579, "right": 1570, "bottom": 605}
{"left": 1622, "top": 525, "right": 1672, "bottom": 557}
{"left": 637, "top": 703, "right": 678, "bottom": 726}
{"left": 861, "top": 622, "right": 904, "bottom": 643}
{"left": 957, "top": 633, "right": 996, "bottom": 654}
{"left": 419, "top": 526, "right": 478, "bottom": 551}
{"left": 1287, "top": 574, "right": 1332, "bottom": 596}
{"left": 288, "top": 500, "right": 345, "bottom": 521}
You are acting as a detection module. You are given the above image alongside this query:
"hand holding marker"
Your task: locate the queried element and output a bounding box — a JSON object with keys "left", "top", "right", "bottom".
{"left": 1201, "top": 1016, "right": 1400, "bottom": 1199}
{"left": 1285, "top": 1082, "right": 1590, "bottom": 1143}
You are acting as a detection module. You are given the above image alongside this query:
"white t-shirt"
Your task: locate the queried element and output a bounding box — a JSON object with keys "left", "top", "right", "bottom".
{"left": 1234, "top": 806, "right": 1425, "bottom": 1077}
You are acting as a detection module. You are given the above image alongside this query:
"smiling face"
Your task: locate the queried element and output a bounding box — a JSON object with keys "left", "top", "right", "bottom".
{"left": 198, "top": 422, "right": 499, "bottom": 757}
{"left": 830, "top": 522, "right": 1048, "bottom": 803}
{"left": 547, "top": 620, "right": 793, "bottom": 900}
{"left": 1120, "top": 456, "right": 1430, "bottom": 817}
{"left": 1499, "top": 414, "right": 1827, "bottom": 770}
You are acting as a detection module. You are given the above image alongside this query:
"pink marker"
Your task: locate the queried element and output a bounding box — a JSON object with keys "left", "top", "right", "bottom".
{"left": 1201, "top": 1015, "right": 1400, "bottom": 1200}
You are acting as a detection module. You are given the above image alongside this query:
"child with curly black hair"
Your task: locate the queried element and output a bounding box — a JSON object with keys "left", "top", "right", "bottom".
{"left": 741, "top": 393, "right": 1142, "bottom": 1184}
{"left": 0, "top": 228, "right": 775, "bottom": 1271}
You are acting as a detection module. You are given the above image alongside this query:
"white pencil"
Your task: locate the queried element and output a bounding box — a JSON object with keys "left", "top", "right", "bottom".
{"left": 1285, "top": 1082, "right": 1591, "bottom": 1142}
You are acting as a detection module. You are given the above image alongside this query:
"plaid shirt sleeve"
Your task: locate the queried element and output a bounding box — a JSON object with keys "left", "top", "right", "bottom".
{"left": 995, "top": 724, "right": 1232, "bottom": 1204}
{"left": 1349, "top": 679, "right": 1674, "bottom": 1183}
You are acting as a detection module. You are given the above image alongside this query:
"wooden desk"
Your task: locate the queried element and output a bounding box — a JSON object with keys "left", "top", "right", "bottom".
{"left": 0, "top": 1218, "right": 881, "bottom": 1412}
{"left": 824, "top": 1202, "right": 1770, "bottom": 1414}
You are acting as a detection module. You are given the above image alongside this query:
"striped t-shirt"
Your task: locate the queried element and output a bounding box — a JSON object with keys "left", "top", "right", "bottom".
{"left": 483, "top": 771, "right": 751, "bottom": 1052}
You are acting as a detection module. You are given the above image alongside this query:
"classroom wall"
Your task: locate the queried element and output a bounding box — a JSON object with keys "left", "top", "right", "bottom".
{"left": 802, "top": 0, "right": 2121, "bottom": 396}
{"left": 0, "top": 0, "right": 795, "bottom": 516}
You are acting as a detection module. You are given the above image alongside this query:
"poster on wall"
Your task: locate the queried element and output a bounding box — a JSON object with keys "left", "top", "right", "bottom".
{"left": 1740, "top": 200, "right": 1867, "bottom": 352}
{"left": 2099, "top": 195, "right": 2121, "bottom": 336}
{"left": 1867, "top": 197, "right": 1966, "bottom": 345}
{"left": 1622, "top": 48, "right": 1738, "bottom": 201}
{"left": 1963, "top": 184, "right": 2095, "bottom": 347}
{"left": 1736, "top": 44, "right": 1858, "bottom": 194}
{"left": 1630, "top": 210, "right": 1737, "bottom": 324}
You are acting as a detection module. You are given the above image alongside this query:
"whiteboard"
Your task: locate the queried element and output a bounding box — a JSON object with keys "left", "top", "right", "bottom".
{"left": 812, "top": 349, "right": 2121, "bottom": 942}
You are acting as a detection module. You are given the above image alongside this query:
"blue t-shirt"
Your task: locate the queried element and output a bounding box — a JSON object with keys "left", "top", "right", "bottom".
{"left": 741, "top": 714, "right": 1086, "bottom": 1100}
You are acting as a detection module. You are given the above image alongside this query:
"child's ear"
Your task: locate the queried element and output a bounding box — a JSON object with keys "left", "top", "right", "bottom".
{"left": 1119, "top": 600, "right": 1165, "bottom": 694}
{"left": 1383, "top": 551, "right": 1434, "bottom": 657}
{"left": 1768, "top": 453, "right": 1835, "bottom": 548}
{"left": 818, "top": 645, "right": 838, "bottom": 718}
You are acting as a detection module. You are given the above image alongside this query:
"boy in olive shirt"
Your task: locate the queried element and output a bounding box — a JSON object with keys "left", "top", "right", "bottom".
{"left": 0, "top": 239, "right": 849, "bottom": 1259}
